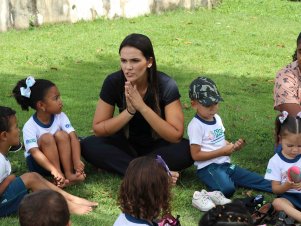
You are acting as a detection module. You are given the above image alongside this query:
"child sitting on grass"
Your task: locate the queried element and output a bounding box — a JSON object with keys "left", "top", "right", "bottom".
{"left": 265, "top": 112, "right": 301, "bottom": 223}
{"left": 19, "top": 189, "right": 71, "bottom": 226}
{"left": 0, "top": 106, "right": 97, "bottom": 217}
{"left": 187, "top": 77, "right": 272, "bottom": 211}
{"left": 12, "top": 76, "right": 85, "bottom": 187}
{"left": 114, "top": 156, "right": 177, "bottom": 226}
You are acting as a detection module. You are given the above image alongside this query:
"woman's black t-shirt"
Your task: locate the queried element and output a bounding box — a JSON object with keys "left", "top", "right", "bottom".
{"left": 100, "top": 70, "right": 181, "bottom": 148}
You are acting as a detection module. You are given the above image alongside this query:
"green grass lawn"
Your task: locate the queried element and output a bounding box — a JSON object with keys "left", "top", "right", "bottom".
{"left": 0, "top": 0, "right": 300, "bottom": 225}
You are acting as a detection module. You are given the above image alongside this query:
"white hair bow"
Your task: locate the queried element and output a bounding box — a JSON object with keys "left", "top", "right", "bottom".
{"left": 20, "top": 76, "right": 36, "bottom": 98}
{"left": 279, "top": 111, "right": 288, "bottom": 124}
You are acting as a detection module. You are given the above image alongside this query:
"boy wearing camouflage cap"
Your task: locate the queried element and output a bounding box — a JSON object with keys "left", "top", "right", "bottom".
{"left": 187, "top": 77, "right": 272, "bottom": 212}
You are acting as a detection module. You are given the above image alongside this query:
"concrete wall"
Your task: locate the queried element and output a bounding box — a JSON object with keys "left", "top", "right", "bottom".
{"left": 0, "top": 0, "right": 220, "bottom": 32}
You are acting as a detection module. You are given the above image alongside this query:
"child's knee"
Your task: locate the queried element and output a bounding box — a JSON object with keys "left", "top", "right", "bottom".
{"left": 20, "top": 172, "right": 41, "bottom": 185}
{"left": 272, "top": 198, "right": 287, "bottom": 211}
{"left": 54, "top": 130, "right": 69, "bottom": 142}
{"left": 39, "top": 133, "right": 55, "bottom": 146}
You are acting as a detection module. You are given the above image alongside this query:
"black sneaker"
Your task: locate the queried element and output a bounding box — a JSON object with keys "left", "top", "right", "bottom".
{"left": 9, "top": 142, "right": 23, "bottom": 152}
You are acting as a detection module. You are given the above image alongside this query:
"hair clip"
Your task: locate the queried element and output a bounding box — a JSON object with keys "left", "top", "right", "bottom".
{"left": 156, "top": 155, "right": 172, "bottom": 176}
{"left": 279, "top": 111, "right": 288, "bottom": 124}
{"left": 20, "top": 76, "right": 36, "bottom": 98}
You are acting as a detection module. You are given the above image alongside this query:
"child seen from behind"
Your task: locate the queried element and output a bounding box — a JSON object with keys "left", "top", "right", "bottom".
{"left": 114, "top": 156, "right": 175, "bottom": 226}
{"left": 19, "top": 189, "right": 71, "bottom": 226}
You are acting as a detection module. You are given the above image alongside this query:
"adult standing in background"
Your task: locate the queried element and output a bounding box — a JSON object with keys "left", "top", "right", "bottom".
{"left": 81, "top": 33, "right": 193, "bottom": 175}
{"left": 274, "top": 32, "right": 301, "bottom": 116}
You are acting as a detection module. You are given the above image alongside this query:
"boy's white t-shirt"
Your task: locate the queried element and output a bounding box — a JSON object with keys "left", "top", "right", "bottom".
{"left": 0, "top": 153, "right": 11, "bottom": 183}
{"left": 23, "top": 112, "right": 75, "bottom": 157}
{"left": 187, "top": 114, "right": 230, "bottom": 170}
{"left": 265, "top": 152, "right": 301, "bottom": 193}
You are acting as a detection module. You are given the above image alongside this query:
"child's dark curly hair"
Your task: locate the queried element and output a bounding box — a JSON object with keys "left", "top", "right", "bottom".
{"left": 118, "top": 156, "right": 171, "bottom": 221}
{"left": 0, "top": 106, "right": 16, "bottom": 132}
{"left": 12, "top": 77, "right": 55, "bottom": 111}
{"left": 199, "top": 201, "right": 254, "bottom": 226}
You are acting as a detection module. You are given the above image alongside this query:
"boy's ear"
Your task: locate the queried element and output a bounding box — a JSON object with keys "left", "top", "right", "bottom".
{"left": 0, "top": 131, "right": 8, "bottom": 141}
{"left": 191, "top": 100, "right": 198, "bottom": 110}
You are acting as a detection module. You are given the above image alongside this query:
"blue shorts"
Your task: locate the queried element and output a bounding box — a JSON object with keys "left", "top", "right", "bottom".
{"left": 0, "top": 177, "right": 28, "bottom": 217}
{"left": 280, "top": 192, "right": 301, "bottom": 211}
{"left": 26, "top": 155, "right": 51, "bottom": 176}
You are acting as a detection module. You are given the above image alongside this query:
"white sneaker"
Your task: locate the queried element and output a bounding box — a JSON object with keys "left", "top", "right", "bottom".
{"left": 192, "top": 190, "right": 215, "bottom": 211}
{"left": 207, "top": 190, "right": 231, "bottom": 205}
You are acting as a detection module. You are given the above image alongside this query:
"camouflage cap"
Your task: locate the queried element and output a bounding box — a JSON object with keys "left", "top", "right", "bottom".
{"left": 189, "top": 77, "right": 223, "bottom": 106}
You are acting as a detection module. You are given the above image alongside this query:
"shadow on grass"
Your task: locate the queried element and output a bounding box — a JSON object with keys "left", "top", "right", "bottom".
{"left": 1, "top": 52, "right": 277, "bottom": 226}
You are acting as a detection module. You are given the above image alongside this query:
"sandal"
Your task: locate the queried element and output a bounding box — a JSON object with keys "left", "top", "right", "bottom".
{"left": 251, "top": 202, "right": 275, "bottom": 225}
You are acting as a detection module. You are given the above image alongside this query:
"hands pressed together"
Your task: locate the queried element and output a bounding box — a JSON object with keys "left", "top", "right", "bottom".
{"left": 124, "top": 81, "right": 147, "bottom": 115}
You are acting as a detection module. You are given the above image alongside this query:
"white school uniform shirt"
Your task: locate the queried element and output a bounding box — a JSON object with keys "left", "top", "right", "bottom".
{"left": 23, "top": 112, "right": 75, "bottom": 158}
{"left": 265, "top": 152, "right": 301, "bottom": 193}
{"left": 187, "top": 113, "right": 230, "bottom": 170}
{"left": 114, "top": 213, "right": 153, "bottom": 226}
{"left": 0, "top": 153, "right": 11, "bottom": 183}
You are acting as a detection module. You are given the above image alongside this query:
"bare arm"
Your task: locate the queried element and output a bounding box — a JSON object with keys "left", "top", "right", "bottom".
{"left": 272, "top": 180, "right": 301, "bottom": 194}
{"left": 272, "top": 180, "right": 292, "bottom": 194}
{"left": 0, "top": 174, "right": 16, "bottom": 196}
{"left": 139, "top": 100, "right": 184, "bottom": 143}
{"left": 190, "top": 143, "right": 235, "bottom": 161}
{"left": 275, "top": 103, "right": 301, "bottom": 116}
{"left": 92, "top": 99, "right": 134, "bottom": 136}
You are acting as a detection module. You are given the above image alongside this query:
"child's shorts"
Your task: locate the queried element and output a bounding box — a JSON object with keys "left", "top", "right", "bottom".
{"left": 0, "top": 177, "right": 28, "bottom": 217}
{"left": 26, "top": 155, "right": 51, "bottom": 176}
{"left": 280, "top": 192, "right": 301, "bottom": 211}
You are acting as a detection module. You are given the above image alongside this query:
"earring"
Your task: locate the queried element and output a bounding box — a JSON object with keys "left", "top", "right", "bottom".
{"left": 148, "top": 64, "right": 152, "bottom": 68}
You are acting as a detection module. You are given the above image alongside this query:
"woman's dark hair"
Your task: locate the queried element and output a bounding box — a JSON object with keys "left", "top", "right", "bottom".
{"left": 19, "top": 189, "right": 69, "bottom": 226}
{"left": 119, "top": 33, "right": 160, "bottom": 117}
{"left": 199, "top": 201, "right": 254, "bottom": 226}
{"left": 118, "top": 156, "right": 171, "bottom": 221}
{"left": 292, "top": 32, "right": 301, "bottom": 61}
{"left": 12, "top": 77, "right": 55, "bottom": 111}
{"left": 275, "top": 113, "right": 301, "bottom": 145}
{"left": 0, "top": 106, "right": 16, "bottom": 132}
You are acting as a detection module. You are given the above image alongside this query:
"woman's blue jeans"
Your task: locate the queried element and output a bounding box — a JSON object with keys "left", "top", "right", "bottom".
{"left": 196, "top": 162, "right": 272, "bottom": 198}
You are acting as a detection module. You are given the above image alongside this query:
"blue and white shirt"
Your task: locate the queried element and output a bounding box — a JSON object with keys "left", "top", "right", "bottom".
{"left": 187, "top": 113, "right": 230, "bottom": 170}
{"left": 113, "top": 213, "right": 156, "bottom": 226}
{"left": 0, "top": 153, "right": 11, "bottom": 183}
{"left": 23, "top": 112, "right": 75, "bottom": 157}
{"left": 265, "top": 152, "right": 301, "bottom": 193}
